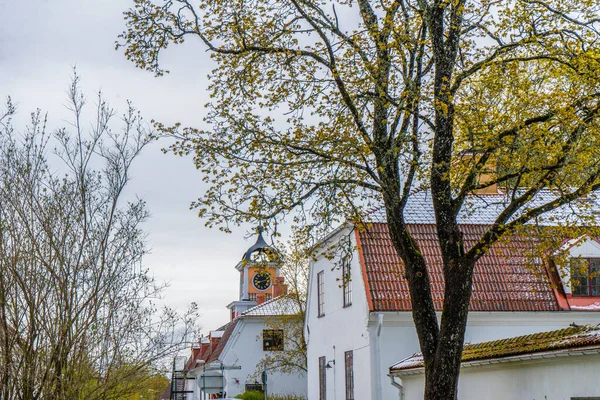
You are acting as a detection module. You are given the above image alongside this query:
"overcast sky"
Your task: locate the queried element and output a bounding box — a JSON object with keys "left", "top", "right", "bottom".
{"left": 0, "top": 0, "right": 263, "bottom": 333}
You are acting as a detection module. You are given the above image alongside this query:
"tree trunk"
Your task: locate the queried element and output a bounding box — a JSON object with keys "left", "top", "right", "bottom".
{"left": 383, "top": 188, "right": 476, "bottom": 400}
{"left": 424, "top": 257, "right": 475, "bottom": 400}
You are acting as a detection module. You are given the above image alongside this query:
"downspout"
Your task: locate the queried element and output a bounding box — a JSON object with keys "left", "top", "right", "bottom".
{"left": 389, "top": 375, "right": 405, "bottom": 400}
{"left": 374, "top": 313, "right": 384, "bottom": 400}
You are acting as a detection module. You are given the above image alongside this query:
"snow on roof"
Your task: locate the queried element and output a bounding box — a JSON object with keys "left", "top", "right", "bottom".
{"left": 571, "top": 302, "right": 600, "bottom": 311}
{"left": 241, "top": 295, "right": 301, "bottom": 317}
{"left": 368, "top": 190, "right": 600, "bottom": 225}
{"left": 210, "top": 330, "right": 224, "bottom": 338}
{"left": 390, "top": 324, "right": 600, "bottom": 374}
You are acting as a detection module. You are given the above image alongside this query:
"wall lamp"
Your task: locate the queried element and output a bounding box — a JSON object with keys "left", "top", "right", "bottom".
{"left": 326, "top": 360, "right": 335, "bottom": 369}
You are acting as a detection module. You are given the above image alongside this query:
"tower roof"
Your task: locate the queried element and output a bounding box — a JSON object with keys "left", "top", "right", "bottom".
{"left": 242, "top": 226, "right": 281, "bottom": 263}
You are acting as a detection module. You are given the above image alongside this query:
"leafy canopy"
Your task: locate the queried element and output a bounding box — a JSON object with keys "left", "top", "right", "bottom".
{"left": 120, "top": 0, "right": 600, "bottom": 236}
{"left": 120, "top": 1, "right": 600, "bottom": 397}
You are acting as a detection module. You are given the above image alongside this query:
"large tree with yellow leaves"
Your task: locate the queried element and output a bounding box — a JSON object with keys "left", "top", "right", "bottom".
{"left": 119, "top": 1, "right": 600, "bottom": 398}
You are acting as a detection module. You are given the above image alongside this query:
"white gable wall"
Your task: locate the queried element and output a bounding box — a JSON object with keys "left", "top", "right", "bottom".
{"left": 306, "top": 227, "right": 373, "bottom": 400}
{"left": 366, "top": 311, "right": 600, "bottom": 400}
{"left": 399, "top": 353, "right": 600, "bottom": 400}
{"left": 216, "top": 317, "right": 307, "bottom": 398}
{"left": 306, "top": 228, "right": 600, "bottom": 400}
{"left": 558, "top": 237, "right": 600, "bottom": 294}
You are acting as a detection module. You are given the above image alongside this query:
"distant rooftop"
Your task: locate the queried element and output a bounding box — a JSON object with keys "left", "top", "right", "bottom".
{"left": 368, "top": 189, "right": 600, "bottom": 225}
{"left": 390, "top": 324, "right": 600, "bottom": 374}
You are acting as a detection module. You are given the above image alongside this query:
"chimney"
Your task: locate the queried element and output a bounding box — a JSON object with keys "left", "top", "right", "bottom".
{"left": 274, "top": 277, "right": 288, "bottom": 297}
{"left": 257, "top": 293, "right": 266, "bottom": 305}
{"left": 210, "top": 336, "right": 220, "bottom": 349}
{"left": 459, "top": 151, "right": 500, "bottom": 195}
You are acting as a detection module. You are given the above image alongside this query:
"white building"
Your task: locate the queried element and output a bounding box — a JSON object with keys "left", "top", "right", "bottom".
{"left": 304, "top": 191, "right": 600, "bottom": 400}
{"left": 184, "top": 229, "right": 307, "bottom": 399}
{"left": 389, "top": 325, "right": 600, "bottom": 399}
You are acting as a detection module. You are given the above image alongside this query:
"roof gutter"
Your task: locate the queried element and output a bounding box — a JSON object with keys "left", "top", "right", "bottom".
{"left": 390, "top": 346, "right": 600, "bottom": 377}
{"left": 373, "top": 313, "right": 384, "bottom": 400}
{"left": 389, "top": 375, "right": 404, "bottom": 400}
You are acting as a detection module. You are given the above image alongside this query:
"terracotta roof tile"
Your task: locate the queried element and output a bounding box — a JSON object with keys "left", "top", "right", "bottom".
{"left": 357, "top": 223, "right": 560, "bottom": 312}
{"left": 390, "top": 324, "right": 600, "bottom": 372}
{"left": 206, "top": 319, "right": 238, "bottom": 363}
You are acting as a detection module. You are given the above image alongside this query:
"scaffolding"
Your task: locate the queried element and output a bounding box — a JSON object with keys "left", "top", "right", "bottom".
{"left": 170, "top": 356, "right": 194, "bottom": 400}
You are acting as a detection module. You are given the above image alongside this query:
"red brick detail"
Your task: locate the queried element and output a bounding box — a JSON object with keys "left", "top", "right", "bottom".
{"left": 274, "top": 277, "right": 288, "bottom": 297}
{"left": 206, "top": 319, "right": 238, "bottom": 363}
{"left": 257, "top": 293, "right": 266, "bottom": 305}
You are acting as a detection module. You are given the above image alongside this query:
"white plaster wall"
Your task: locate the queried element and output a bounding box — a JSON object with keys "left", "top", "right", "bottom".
{"left": 306, "top": 228, "right": 373, "bottom": 400}
{"left": 370, "top": 311, "right": 600, "bottom": 400}
{"left": 219, "top": 318, "right": 307, "bottom": 398}
{"left": 401, "top": 354, "right": 600, "bottom": 400}
{"left": 464, "top": 311, "right": 600, "bottom": 343}
{"left": 369, "top": 317, "right": 422, "bottom": 400}
{"left": 305, "top": 229, "right": 600, "bottom": 400}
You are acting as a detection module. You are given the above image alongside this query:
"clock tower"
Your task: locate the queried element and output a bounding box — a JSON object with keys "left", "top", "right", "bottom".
{"left": 227, "top": 227, "right": 284, "bottom": 320}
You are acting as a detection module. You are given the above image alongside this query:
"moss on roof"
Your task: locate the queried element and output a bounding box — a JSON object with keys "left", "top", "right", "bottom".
{"left": 391, "top": 324, "right": 600, "bottom": 372}
{"left": 462, "top": 324, "right": 600, "bottom": 362}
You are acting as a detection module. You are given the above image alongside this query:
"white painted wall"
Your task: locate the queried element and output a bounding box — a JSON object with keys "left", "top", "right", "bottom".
{"left": 306, "top": 227, "right": 373, "bottom": 400}
{"left": 190, "top": 317, "right": 306, "bottom": 399}
{"left": 220, "top": 318, "right": 307, "bottom": 398}
{"left": 400, "top": 354, "right": 600, "bottom": 400}
{"left": 305, "top": 228, "right": 600, "bottom": 400}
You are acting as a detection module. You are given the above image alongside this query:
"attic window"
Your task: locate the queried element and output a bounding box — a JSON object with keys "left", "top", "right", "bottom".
{"left": 570, "top": 258, "right": 600, "bottom": 296}
{"left": 263, "top": 329, "right": 283, "bottom": 351}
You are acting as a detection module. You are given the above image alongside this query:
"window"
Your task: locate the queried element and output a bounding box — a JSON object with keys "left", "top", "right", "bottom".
{"left": 319, "top": 356, "right": 327, "bottom": 400}
{"left": 342, "top": 260, "right": 352, "bottom": 307}
{"left": 265, "top": 293, "right": 272, "bottom": 301}
{"left": 344, "top": 351, "right": 354, "bottom": 400}
{"left": 245, "top": 383, "right": 263, "bottom": 392}
{"left": 317, "top": 271, "right": 325, "bottom": 317}
{"left": 571, "top": 258, "right": 600, "bottom": 296}
{"left": 571, "top": 398, "right": 600, "bottom": 400}
{"left": 263, "top": 329, "right": 284, "bottom": 351}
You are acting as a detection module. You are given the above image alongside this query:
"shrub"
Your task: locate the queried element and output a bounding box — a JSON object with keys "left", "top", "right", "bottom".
{"left": 235, "top": 391, "right": 264, "bottom": 400}
{"left": 234, "top": 392, "right": 306, "bottom": 400}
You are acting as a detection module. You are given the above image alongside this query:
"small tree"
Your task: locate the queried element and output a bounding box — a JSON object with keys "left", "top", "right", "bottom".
{"left": 255, "top": 232, "right": 308, "bottom": 377}
{"left": 0, "top": 74, "right": 199, "bottom": 400}
{"left": 119, "top": 1, "right": 600, "bottom": 398}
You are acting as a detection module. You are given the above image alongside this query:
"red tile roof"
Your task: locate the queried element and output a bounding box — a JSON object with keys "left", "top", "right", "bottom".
{"left": 356, "top": 223, "right": 561, "bottom": 312}
{"left": 390, "top": 324, "right": 600, "bottom": 372}
{"left": 206, "top": 319, "right": 238, "bottom": 363}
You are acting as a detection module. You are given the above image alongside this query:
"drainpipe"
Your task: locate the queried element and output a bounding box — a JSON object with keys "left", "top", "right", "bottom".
{"left": 389, "top": 375, "right": 405, "bottom": 400}
{"left": 373, "top": 313, "right": 384, "bottom": 400}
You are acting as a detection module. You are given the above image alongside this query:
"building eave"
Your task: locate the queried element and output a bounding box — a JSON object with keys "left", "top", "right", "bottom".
{"left": 390, "top": 345, "right": 600, "bottom": 376}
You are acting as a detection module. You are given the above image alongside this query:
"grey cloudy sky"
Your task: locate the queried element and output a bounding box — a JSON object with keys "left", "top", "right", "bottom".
{"left": 0, "top": 0, "right": 260, "bottom": 333}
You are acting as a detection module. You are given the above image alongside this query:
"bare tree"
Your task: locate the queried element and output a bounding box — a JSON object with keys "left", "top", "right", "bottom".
{"left": 0, "top": 73, "right": 199, "bottom": 400}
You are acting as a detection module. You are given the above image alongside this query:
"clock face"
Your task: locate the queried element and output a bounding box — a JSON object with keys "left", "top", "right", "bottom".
{"left": 252, "top": 271, "right": 272, "bottom": 291}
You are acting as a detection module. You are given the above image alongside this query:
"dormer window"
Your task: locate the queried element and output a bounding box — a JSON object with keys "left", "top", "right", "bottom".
{"left": 570, "top": 258, "right": 600, "bottom": 296}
